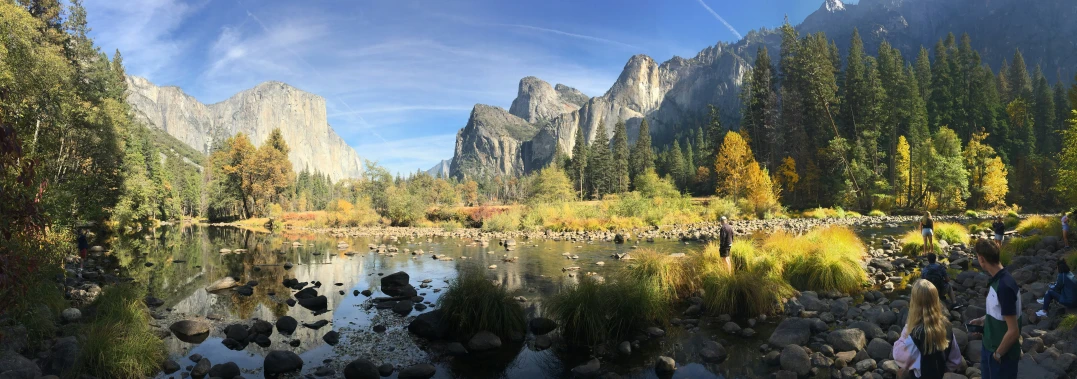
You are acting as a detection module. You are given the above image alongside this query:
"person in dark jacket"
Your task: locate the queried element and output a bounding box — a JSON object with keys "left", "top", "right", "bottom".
{"left": 719, "top": 216, "right": 734, "bottom": 271}
{"left": 76, "top": 229, "right": 89, "bottom": 278}
{"left": 1036, "top": 258, "right": 1077, "bottom": 316}
{"left": 920, "top": 253, "right": 955, "bottom": 305}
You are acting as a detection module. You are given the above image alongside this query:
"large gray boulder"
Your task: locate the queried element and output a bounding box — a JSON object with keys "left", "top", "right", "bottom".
{"left": 0, "top": 348, "right": 40, "bottom": 379}
{"left": 828, "top": 328, "right": 867, "bottom": 352}
{"left": 169, "top": 319, "right": 211, "bottom": 343}
{"left": 408, "top": 309, "right": 447, "bottom": 340}
{"left": 206, "top": 276, "right": 238, "bottom": 291}
{"left": 780, "top": 345, "right": 811, "bottom": 376}
{"left": 867, "top": 338, "right": 893, "bottom": 361}
{"left": 769, "top": 318, "right": 813, "bottom": 347}
{"left": 381, "top": 272, "right": 417, "bottom": 297}
{"left": 468, "top": 331, "right": 502, "bottom": 351}
{"left": 41, "top": 336, "right": 79, "bottom": 376}
{"left": 343, "top": 358, "right": 379, "bottom": 379}
{"left": 571, "top": 358, "right": 601, "bottom": 378}
{"left": 208, "top": 362, "right": 240, "bottom": 378}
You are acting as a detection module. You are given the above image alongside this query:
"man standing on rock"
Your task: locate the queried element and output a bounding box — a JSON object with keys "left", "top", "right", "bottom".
{"left": 968, "top": 239, "right": 1021, "bottom": 378}
{"left": 76, "top": 229, "right": 89, "bottom": 279}
{"left": 719, "top": 216, "right": 733, "bottom": 271}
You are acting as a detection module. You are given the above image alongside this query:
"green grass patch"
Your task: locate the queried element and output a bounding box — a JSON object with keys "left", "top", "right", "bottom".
{"left": 1015, "top": 215, "right": 1062, "bottom": 236}
{"left": 700, "top": 261, "right": 792, "bottom": 317}
{"left": 869, "top": 210, "right": 886, "bottom": 217}
{"left": 965, "top": 210, "right": 979, "bottom": 218}
{"left": 437, "top": 266, "right": 525, "bottom": 338}
{"left": 1060, "top": 314, "right": 1077, "bottom": 332}
{"left": 900, "top": 230, "right": 942, "bottom": 257}
{"left": 76, "top": 283, "right": 165, "bottom": 379}
{"left": 622, "top": 250, "right": 688, "bottom": 301}
{"left": 9, "top": 281, "right": 68, "bottom": 347}
{"left": 784, "top": 253, "right": 866, "bottom": 294}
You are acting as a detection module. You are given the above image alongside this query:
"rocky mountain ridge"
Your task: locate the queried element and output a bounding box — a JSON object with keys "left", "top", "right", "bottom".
{"left": 448, "top": 0, "right": 1077, "bottom": 180}
{"left": 125, "top": 76, "right": 364, "bottom": 181}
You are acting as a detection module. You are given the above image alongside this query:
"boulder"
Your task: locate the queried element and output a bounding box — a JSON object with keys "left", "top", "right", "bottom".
{"left": 343, "top": 358, "right": 379, "bottom": 379}
{"left": 169, "top": 319, "right": 211, "bottom": 343}
{"left": 225, "top": 324, "right": 249, "bottom": 342}
{"left": 447, "top": 342, "right": 469, "bottom": 356}
{"left": 848, "top": 321, "right": 886, "bottom": 340}
{"left": 250, "top": 319, "right": 273, "bottom": 336}
{"left": 828, "top": 328, "right": 867, "bottom": 352}
{"left": 378, "top": 363, "right": 395, "bottom": 376}
{"left": 161, "top": 359, "right": 180, "bottom": 374}
{"left": 618, "top": 341, "right": 631, "bottom": 355}
{"left": 964, "top": 340, "right": 982, "bottom": 363}
{"left": 655, "top": 356, "right": 677, "bottom": 374}
{"left": 191, "top": 358, "right": 211, "bottom": 379}
{"left": 571, "top": 358, "right": 601, "bottom": 377}
{"left": 208, "top": 362, "right": 240, "bottom": 378}
{"left": 0, "top": 348, "right": 41, "bottom": 379}
{"left": 303, "top": 320, "right": 329, "bottom": 329}
{"left": 867, "top": 338, "right": 893, "bottom": 361}
{"left": 206, "top": 276, "right": 238, "bottom": 291}
{"left": 529, "top": 317, "right": 557, "bottom": 335}
{"left": 468, "top": 331, "right": 502, "bottom": 351}
{"left": 298, "top": 295, "right": 328, "bottom": 311}
{"left": 722, "top": 322, "right": 742, "bottom": 334}
{"left": 854, "top": 358, "right": 877, "bottom": 373}
{"left": 780, "top": 345, "right": 811, "bottom": 376}
{"left": 60, "top": 308, "right": 81, "bottom": 323}
{"left": 700, "top": 341, "right": 727, "bottom": 363}
{"left": 397, "top": 363, "right": 436, "bottom": 379}
{"left": 276, "top": 316, "right": 298, "bottom": 334}
{"left": 323, "top": 330, "right": 340, "bottom": 345}
{"left": 392, "top": 300, "right": 414, "bottom": 316}
{"left": 264, "top": 350, "right": 303, "bottom": 378}
{"left": 381, "top": 272, "right": 417, "bottom": 297}
{"left": 41, "top": 337, "right": 79, "bottom": 375}
{"left": 769, "top": 318, "right": 812, "bottom": 347}
{"left": 408, "top": 309, "right": 447, "bottom": 340}
{"left": 533, "top": 335, "right": 552, "bottom": 350}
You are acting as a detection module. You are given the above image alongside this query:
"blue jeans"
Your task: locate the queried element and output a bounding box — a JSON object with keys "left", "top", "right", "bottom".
{"left": 1043, "top": 289, "right": 1060, "bottom": 312}
{"left": 981, "top": 346, "right": 1018, "bottom": 379}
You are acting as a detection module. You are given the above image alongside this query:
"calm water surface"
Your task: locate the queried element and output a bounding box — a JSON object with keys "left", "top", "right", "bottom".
{"left": 111, "top": 223, "right": 919, "bottom": 379}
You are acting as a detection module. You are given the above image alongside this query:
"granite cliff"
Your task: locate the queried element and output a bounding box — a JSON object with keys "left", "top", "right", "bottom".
{"left": 449, "top": 0, "right": 1076, "bottom": 180}
{"left": 125, "top": 76, "right": 363, "bottom": 181}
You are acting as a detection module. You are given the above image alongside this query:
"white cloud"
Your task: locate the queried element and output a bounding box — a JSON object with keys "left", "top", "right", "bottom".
{"left": 84, "top": 0, "right": 196, "bottom": 82}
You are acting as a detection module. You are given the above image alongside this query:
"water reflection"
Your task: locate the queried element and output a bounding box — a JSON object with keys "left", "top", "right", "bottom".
{"left": 113, "top": 225, "right": 812, "bottom": 378}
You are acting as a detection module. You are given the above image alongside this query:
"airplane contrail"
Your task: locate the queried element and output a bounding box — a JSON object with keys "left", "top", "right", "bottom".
{"left": 494, "top": 23, "right": 643, "bottom": 51}
{"left": 695, "top": 0, "right": 743, "bottom": 40}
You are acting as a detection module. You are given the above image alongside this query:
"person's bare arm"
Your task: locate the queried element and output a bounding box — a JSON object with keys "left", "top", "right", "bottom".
{"left": 994, "top": 315, "right": 1019, "bottom": 359}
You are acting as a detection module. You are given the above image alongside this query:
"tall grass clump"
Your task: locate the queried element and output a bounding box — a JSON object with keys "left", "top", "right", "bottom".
{"left": 964, "top": 210, "right": 979, "bottom": 218}
{"left": 622, "top": 249, "right": 688, "bottom": 301}
{"left": 784, "top": 253, "right": 866, "bottom": 294}
{"left": 1015, "top": 215, "right": 1061, "bottom": 236}
{"left": 1059, "top": 314, "right": 1077, "bottom": 332}
{"left": 437, "top": 266, "right": 525, "bottom": 338}
{"left": 934, "top": 222, "right": 970, "bottom": 245}
{"left": 900, "top": 230, "right": 941, "bottom": 257}
{"left": 606, "top": 276, "right": 672, "bottom": 338}
{"left": 9, "top": 282, "right": 67, "bottom": 347}
{"left": 76, "top": 283, "right": 165, "bottom": 379}
{"left": 805, "top": 226, "right": 865, "bottom": 260}
{"left": 700, "top": 262, "right": 792, "bottom": 317}
{"left": 547, "top": 276, "right": 610, "bottom": 346}
{"left": 869, "top": 210, "right": 886, "bottom": 217}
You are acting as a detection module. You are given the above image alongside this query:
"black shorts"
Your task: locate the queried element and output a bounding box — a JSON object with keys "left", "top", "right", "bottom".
{"left": 719, "top": 245, "right": 731, "bottom": 258}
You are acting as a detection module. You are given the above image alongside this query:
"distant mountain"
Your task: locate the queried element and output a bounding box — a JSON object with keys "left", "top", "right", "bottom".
{"left": 125, "top": 76, "right": 364, "bottom": 181}
{"left": 426, "top": 159, "right": 451, "bottom": 178}
{"left": 449, "top": 0, "right": 1076, "bottom": 179}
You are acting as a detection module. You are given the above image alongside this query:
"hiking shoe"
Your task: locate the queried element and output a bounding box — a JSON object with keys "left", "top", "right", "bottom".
{"left": 1037, "top": 298, "right": 1045, "bottom": 305}
{"left": 1035, "top": 310, "right": 1048, "bottom": 317}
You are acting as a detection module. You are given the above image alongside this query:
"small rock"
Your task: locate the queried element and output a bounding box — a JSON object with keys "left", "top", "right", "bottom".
{"left": 60, "top": 308, "right": 81, "bottom": 323}
{"left": 655, "top": 356, "right": 677, "bottom": 374}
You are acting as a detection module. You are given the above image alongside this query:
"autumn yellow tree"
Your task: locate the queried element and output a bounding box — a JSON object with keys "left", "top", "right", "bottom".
{"left": 964, "top": 133, "right": 1009, "bottom": 208}
{"left": 894, "top": 136, "right": 911, "bottom": 207}
{"left": 715, "top": 132, "right": 779, "bottom": 216}
{"left": 775, "top": 156, "right": 799, "bottom": 196}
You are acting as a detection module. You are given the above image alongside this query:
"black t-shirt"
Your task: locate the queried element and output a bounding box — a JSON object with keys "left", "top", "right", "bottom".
{"left": 719, "top": 224, "right": 733, "bottom": 247}
{"left": 992, "top": 221, "right": 1005, "bottom": 235}
{"left": 77, "top": 234, "right": 89, "bottom": 249}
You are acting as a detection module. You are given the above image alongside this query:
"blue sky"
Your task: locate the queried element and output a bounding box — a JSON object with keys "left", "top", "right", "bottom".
{"left": 84, "top": 0, "right": 850, "bottom": 175}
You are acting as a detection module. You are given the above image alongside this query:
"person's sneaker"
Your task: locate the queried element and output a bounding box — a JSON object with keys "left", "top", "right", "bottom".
{"left": 1037, "top": 298, "right": 1045, "bottom": 304}
{"left": 1035, "top": 310, "right": 1048, "bottom": 317}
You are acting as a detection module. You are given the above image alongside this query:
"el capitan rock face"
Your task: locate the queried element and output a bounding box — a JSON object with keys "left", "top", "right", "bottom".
{"left": 125, "top": 76, "right": 363, "bottom": 181}
{"left": 449, "top": 0, "right": 1077, "bottom": 180}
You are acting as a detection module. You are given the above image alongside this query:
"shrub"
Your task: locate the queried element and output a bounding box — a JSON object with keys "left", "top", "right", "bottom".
{"left": 76, "top": 283, "right": 165, "bottom": 378}
{"left": 481, "top": 208, "right": 523, "bottom": 232}
{"left": 704, "top": 197, "right": 740, "bottom": 221}
{"left": 964, "top": 210, "right": 979, "bottom": 218}
{"left": 437, "top": 266, "right": 525, "bottom": 338}
{"left": 1060, "top": 314, "right": 1077, "bottom": 332}
{"left": 1003, "top": 235, "right": 1043, "bottom": 257}
{"left": 869, "top": 210, "right": 886, "bottom": 217}
{"left": 934, "top": 222, "right": 970, "bottom": 245}
{"left": 548, "top": 276, "right": 609, "bottom": 346}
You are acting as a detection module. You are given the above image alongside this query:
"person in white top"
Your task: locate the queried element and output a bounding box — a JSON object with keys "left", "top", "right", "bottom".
{"left": 892, "top": 280, "right": 964, "bottom": 379}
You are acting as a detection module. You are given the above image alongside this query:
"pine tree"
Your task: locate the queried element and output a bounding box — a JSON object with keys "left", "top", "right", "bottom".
{"left": 1009, "top": 49, "right": 1032, "bottom": 101}
{"left": 612, "top": 119, "right": 630, "bottom": 193}
{"left": 915, "top": 46, "right": 932, "bottom": 101}
{"left": 1055, "top": 111, "right": 1077, "bottom": 204}
{"left": 668, "top": 141, "right": 685, "bottom": 190}
{"left": 928, "top": 40, "right": 954, "bottom": 129}
{"left": 742, "top": 46, "right": 779, "bottom": 167}
{"left": 841, "top": 28, "right": 867, "bottom": 140}
{"left": 569, "top": 125, "right": 588, "bottom": 198}
{"left": 629, "top": 118, "right": 654, "bottom": 184}
{"left": 998, "top": 60, "right": 1012, "bottom": 104}
{"left": 1031, "top": 67, "right": 1056, "bottom": 154}
{"left": 587, "top": 122, "right": 613, "bottom": 198}
{"left": 684, "top": 141, "right": 696, "bottom": 191}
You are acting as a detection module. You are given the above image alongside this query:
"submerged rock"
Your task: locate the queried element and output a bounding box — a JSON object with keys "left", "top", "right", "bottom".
{"left": 276, "top": 316, "right": 298, "bottom": 334}
{"left": 468, "top": 331, "right": 502, "bottom": 351}
{"left": 206, "top": 276, "right": 238, "bottom": 291}
{"left": 343, "top": 358, "right": 378, "bottom": 379}
{"left": 398, "top": 363, "right": 436, "bottom": 379}
{"left": 264, "top": 350, "right": 303, "bottom": 378}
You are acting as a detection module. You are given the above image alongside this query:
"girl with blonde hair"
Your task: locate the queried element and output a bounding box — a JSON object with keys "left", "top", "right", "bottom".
{"left": 920, "top": 211, "right": 935, "bottom": 256}
{"left": 893, "top": 280, "right": 963, "bottom": 378}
